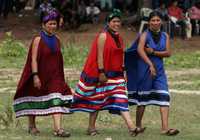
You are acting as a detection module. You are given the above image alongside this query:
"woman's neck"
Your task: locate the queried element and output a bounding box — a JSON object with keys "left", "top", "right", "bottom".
{"left": 42, "top": 29, "right": 54, "bottom": 36}
{"left": 149, "top": 27, "right": 160, "bottom": 33}
{"left": 108, "top": 27, "right": 118, "bottom": 33}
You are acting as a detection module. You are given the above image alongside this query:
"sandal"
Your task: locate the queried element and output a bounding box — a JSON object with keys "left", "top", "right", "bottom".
{"left": 86, "top": 129, "right": 100, "bottom": 136}
{"left": 161, "top": 128, "right": 180, "bottom": 136}
{"left": 28, "top": 127, "right": 40, "bottom": 135}
{"left": 129, "top": 128, "right": 138, "bottom": 137}
{"left": 129, "top": 127, "right": 146, "bottom": 137}
{"left": 136, "top": 127, "right": 146, "bottom": 134}
{"left": 54, "top": 128, "right": 71, "bottom": 137}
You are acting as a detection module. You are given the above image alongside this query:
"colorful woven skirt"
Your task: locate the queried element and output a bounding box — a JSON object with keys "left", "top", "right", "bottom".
{"left": 71, "top": 77, "right": 129, "bottom": 114}
{"left": 13, "top": 93, "right": 73, "bottom": 117}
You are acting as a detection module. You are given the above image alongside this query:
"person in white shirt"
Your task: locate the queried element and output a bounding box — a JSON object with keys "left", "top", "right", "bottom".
{"left": 86, "top": 3, "right": 101, "bottom": 24}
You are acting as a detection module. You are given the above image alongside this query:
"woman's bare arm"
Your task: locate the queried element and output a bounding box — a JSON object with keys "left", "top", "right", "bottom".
{"left": 137, "top": 32, "right": 156, "bottom": 76}
{"left": 31, "top": 37, "right": 41, "bottom": 73}
{"left": 97, "top": 32, "right": 107, "bottom": 83}
{"left": 137, "top": 32, "right": 154, "bottom": 67}
{"left": 31, "top": 36, "right": 41, "bottom": 89}
{"left": 97, "top": 33, "right": 106, "bottom": 69}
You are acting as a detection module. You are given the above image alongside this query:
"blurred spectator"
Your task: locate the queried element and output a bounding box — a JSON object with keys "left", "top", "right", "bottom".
{"left": 138, "top": 7, "right": 153, "bottom": 33}
{"left": 188, "top": 1, "right": 200, "bottom": 35}
{"left": 86, "top": 2, "right": 101, "bottom": 24}
{"left": 156, "top": 3, "right": 170, "bottom": 33}
{"left": 121, "top": 0, "right": 140, "bottom": 31}
{"left": 152, "top": 0, "right": 160, "bottom": 9}
{"left": 34, "top": 0, "right": 43, "bottom": 9}
{"left": 178, "top": 0, "right": 192, "bottom": 11}
{"left": 168, "top": 0, "right": 188, "bottom": 39}
{"left": 125, "top": 0, "right": 138, "bottom": 13}
{"left": 77, "top": 0, "right": 87, "bottom": 24}
{"left": 100, "top": 0, "right": 112, "bottom": 10}
{"left": 39, "top": 0, "right": 54, "bottom": 22}
{"left": 122, "top": 13, "right": 139, "bottom": 31}
{"left": 26, "top": 0, "right": 36, "bottom": 10}
{"left": 114, "top": 0, "right": 124, "bottom": 11}
{"left": 60, "top": 0, "right": 80, "bottom": 29}
{"left": 0, "top": 0, "right": 13, "bottom": 19}
{"left": 156, "top": 3, "right": 169, "bottom": 21}
{"left": 143, "top": 0, "right": 152, "bottom": 8}
{"left": 14, "top": 0, "right": 28, "bottom": 17}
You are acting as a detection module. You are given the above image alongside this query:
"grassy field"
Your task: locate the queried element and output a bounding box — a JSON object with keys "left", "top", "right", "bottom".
{"left": 0, "top": 92, "right": 199, "bottom": 140}
{"left": 0, "top": 33, "right": 200, "bottom": 140}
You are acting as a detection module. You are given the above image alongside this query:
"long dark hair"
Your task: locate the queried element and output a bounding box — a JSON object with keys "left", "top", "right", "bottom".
{"left": 148, "top": 11, "right": 162, "bottom": 22}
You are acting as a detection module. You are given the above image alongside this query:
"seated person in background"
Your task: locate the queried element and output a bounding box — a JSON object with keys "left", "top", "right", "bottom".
{"left": 122, "top": 12, "right": 140, "bottom": 31}
{"left": 14, "top": 0, "right": 28, "bottom": 17}
{"left": 60, "top": 0, "right": 80, "bottom": 29}
{"left": 168, "top": 0, "right": 188, "bottom": 39}
{"left": 188, "top": 2, "right": 200, "bottom": 35}
{"left": 86, "top": 2, "right": 101, "bottom": 24}
{"left": 138, "top": 7, "right": 153, "bottom": 33}
{"left": 156, "top": 2, "right": 170, "bottom": 32}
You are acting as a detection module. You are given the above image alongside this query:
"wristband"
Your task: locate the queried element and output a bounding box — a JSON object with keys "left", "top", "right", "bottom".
{"left": 122, "top": 66, "right": 126, "bottom": 71}
{"left": 98, "top": 68, "right": 105, "bottom": 73}
{"left": 32, "top": 72, "right": 38, "bottom": 77}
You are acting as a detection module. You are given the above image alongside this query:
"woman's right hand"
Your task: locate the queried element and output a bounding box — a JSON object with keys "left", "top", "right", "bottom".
{"left": 33, "top": 75, "right": 41, "bottom": 89}
{"left": 99, "top": 73, "right": 108, "bottom": 84}
{"left": 149, "top": 64, "right": 156, "bottom": 77}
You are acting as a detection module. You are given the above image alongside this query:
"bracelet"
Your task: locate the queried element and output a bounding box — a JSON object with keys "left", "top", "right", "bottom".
{"left": 98, "top": 68, "right": 105, "bottom": 73}
{"left": 122, "top": 66, "right": 126, "bottom": 71}
{"left": 32, "top": 72, "right": 38, "bottom": 77}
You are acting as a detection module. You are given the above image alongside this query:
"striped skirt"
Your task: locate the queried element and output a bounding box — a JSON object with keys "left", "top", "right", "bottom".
{"left": 13, "top": 93, "right": 73, "bottom": 118}
{"left": 71, "top": 77, "right": 129, "bottom": 114}
{"left": 128, "top": 90, "right": 170, "bottom": 106}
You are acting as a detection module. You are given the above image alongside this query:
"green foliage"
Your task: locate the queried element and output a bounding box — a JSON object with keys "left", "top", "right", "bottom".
{"left": 0, "top": 32, "right": 27, "bottom": 57}
{"left": 165, "top": 51, "right": 200, "bottom": 69}
{"left": 0, "top": 94, "right": 200, "bottom": 140}
{"left": 0, "top": 102, "right": 14, "bottom": 129}
{"left": 62, "top": 43, "right": 89, "bottom": 68}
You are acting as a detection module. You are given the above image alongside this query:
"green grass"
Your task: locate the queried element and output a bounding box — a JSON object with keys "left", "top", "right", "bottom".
{"left": 170, "top": 82, "right": 200, "bottom": 90}
{"left": 0, "top": 92, "right": 200, "bottom": 140}
{"left": 0, "top": 32, "right": 27, "bottom": 69}
{"left": 0, "top": 44, "right": 88, "bottom": 69}
{"left": 165, "top": 51, "right": 200, "bottom": 69}
{"left": 62, "top": 43, "right": 89, "bottom": 68}
{"left": 0, "top": 72, "right": 200, "bottom": 140}
{"left": 168, "top": 73, "right": 200, "bottom": 90}
{"left": 1, "top": 34, "right": 200, "bottom": 70}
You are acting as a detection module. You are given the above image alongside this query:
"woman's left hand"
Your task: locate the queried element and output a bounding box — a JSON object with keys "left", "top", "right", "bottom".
{"left": 99, "top": 73, "right": 108, "bottom": 84}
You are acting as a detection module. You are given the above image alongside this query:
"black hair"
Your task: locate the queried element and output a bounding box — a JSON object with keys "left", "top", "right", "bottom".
{"left": 106, "top": 9, "right": 122, "bottom": 23}
{"left": 148, "top": 11, "right": 162, "bottom": 21}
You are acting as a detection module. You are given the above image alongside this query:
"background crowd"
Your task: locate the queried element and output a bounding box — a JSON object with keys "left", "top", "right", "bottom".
{"left": 0, "top": 0, "right": 200, "bottom": 39}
